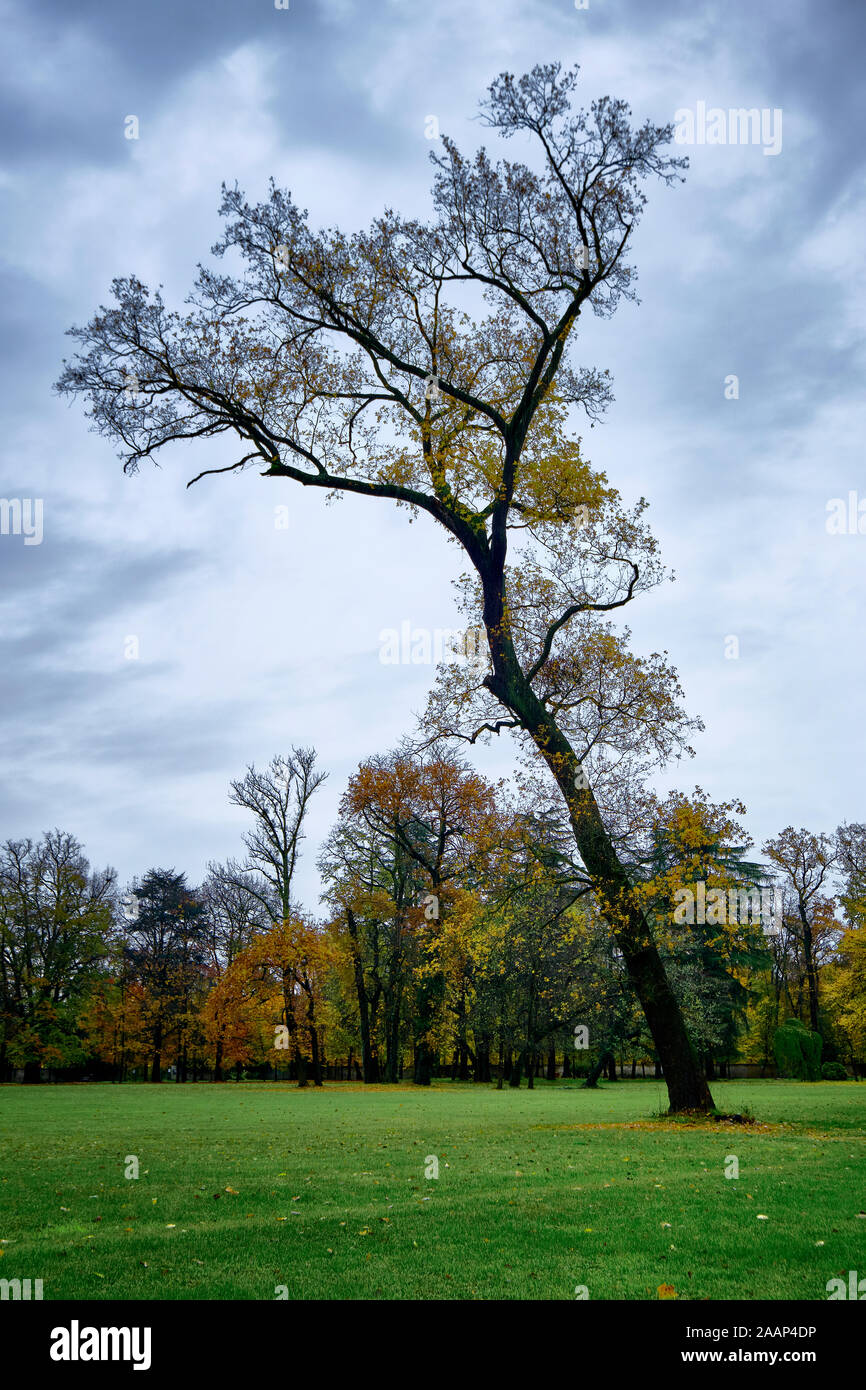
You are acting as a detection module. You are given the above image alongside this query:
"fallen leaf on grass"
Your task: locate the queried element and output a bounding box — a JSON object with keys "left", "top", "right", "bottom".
{"left": 657, "top": 1284, "right": 677, "bottom": 1300}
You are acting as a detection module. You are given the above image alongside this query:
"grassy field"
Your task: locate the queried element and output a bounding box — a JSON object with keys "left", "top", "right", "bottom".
{"left": 1, "top": 1079, "right": 864, "bottom": 1301}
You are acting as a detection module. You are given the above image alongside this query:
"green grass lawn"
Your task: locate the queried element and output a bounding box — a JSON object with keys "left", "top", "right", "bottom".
{"left": 1, "top": 1079, "right": 864, "bottom": 1300}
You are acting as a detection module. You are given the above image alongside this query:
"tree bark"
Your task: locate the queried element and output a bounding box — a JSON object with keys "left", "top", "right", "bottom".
{"left": 483, "top": 616, "right": 714, "bottom": 1114}
{"left": 150, "top": 1022, "right": 162, "bottom": 1084}
{"left": 801, "top": 909, "right": 820, "bottom": 1032}
{"left": 475, "top": 1034, "right": 491, "bottom": 1083}
{"left": 582, "top": 1048, "right": 614, "bottom": 1089}
{"left": 414, "top": 1041, "right": 434, "bottom": 1086}
{"left": 346, "top": 908, "right": 378, "bottom": 1082}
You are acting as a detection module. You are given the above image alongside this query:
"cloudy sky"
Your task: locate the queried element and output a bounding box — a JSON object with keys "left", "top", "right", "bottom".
{"left": 1, "top": 0, "right": 864, "bottom": 906}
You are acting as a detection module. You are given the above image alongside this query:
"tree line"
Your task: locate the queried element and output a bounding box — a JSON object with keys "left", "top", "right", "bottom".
{"left": 2, "top": 746, "right": 864, "bottom": 1088}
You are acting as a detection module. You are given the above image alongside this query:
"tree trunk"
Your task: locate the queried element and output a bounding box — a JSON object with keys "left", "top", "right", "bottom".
{"left": 150, "top": 1029, "right": 162, "bottom": 1084}
{"left": 295, "top": 1045, "right": 308, "bottom": 1087}
{"left": 347, "top": 908, "right": 378, "bottom": 1082}
{"left": 546, "top": 1046, "right": 557, "bottom": 1081}
{"left": 802, "top": 914, "right": 820, "bottom": 1032}
{"left": 383, "top": 988, "right": 402, "bottom": 1083}
{"left": 475, "top": 1035, "right": 491, "bottom": 1083}
{"left": 484, "top": 646, "right": 714, "bottom": 1114}
{"left": 414, "top": 1042, "right": 434, "bottom": 1086}
{"left": 582, "top": 1048, "right": 614, "bottom": 1089}
{"left": 304, "top": 987, "right": 324, "bottom": 1087}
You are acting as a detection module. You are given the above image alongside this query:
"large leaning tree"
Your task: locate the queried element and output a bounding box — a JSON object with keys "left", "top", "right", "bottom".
{"left": 56, "top": 62, "right": 714, "bottom": 1111}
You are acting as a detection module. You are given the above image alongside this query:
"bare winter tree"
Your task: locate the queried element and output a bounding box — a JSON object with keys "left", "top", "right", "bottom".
{"left": 227, "top": 749, "right": 327, "bottom": 924}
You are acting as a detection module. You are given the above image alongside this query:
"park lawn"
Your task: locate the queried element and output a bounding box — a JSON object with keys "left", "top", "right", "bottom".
{"left": 1, "top": 1079, "right": 864, "bottom": 1301}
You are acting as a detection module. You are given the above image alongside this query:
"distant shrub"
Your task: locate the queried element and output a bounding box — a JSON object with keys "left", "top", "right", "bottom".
{"left": 821, "top": 1061, "right": 848, "bottom": 1081}
{"left": 773, "top": 1019, "right": 822, "bottom": 1080}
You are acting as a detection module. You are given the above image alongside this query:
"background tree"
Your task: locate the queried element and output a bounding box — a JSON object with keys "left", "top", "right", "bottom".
{"left": 823, "top": 921, "right": 866, "bottom": 1075}
{"left": 628, "top": 790, "right": 773, "bottom": 1080}
{"left": 200, "top": 862, "right": 268, "bottom": 1079}
{"left": 836, "top": 823, "right": 866, "bottom": 930}
{"left": 239, "top": 913, "right": 336, "bottom": 1087}
{"left": 318, "top": 812, "right": 420, "bottom": 1083}
{"left": 123, "top": 869, "right": 206, "bottom": 1083}
{"left": 0, "top": 832, "right": 114, "bottom": 1082}
{"left": 227, "top": 749, "right": 326, "bottom": 923}
{"left": 763, "top": 827, "right": 840, "bottom": 1033}
{"left": 56, "top": 62, "right": 720, "bottom": 1111}
{"left": 340, "top": 749, "right": 498, "bottom": 1084}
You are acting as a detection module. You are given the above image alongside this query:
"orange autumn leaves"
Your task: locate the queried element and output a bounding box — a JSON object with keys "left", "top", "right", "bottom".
{"left": 202, "top": 913, "right": 338, "bottom": 1073}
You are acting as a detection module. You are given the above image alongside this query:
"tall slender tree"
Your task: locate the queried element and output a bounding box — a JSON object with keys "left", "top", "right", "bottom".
{"left": 56, "top": 63, "right": 716, "bottom": 1109}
